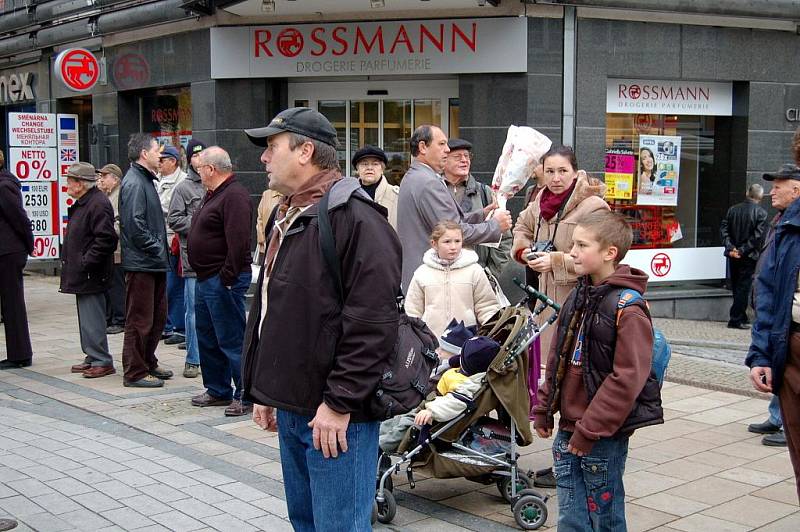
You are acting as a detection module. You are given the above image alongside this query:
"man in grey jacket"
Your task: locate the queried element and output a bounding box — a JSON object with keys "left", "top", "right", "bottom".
{"left": 167, "top": 139, "right": 206, "bottom": 378}
{"left": 119, "top": 133, "right": 174, "bottom": 388}
{"left": 397, "top": 125, "right": 512, "bottom": 290}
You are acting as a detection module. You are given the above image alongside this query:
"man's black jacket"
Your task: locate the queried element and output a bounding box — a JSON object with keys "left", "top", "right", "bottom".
{"left": 0, "top": 169, "right": 34, "bottom": 256}
{"left": 119, "top": 162, "right": 168, "bottom": 272}
{"left": 721, "top": 200, "right": 768, "bottom": 261}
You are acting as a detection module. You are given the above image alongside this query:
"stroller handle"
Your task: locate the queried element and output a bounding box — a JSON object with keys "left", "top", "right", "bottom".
{"left": 512, "top": 278, "right": 562, "bottom": 312}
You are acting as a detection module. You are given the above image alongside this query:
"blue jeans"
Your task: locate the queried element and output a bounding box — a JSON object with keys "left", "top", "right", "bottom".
{"left": 769, "top": 395, "right": 783, "bottom": 428}
{"left": 195, "top": 271, "right": 251, "bottom": 400}
{"left": 183, "top": 277, "right": 199, "bottom": 365}
{"left": 277, "top": 409, "right": 378, "bottom": 532}
{"left": 165, "top": 253, "right": 185, "bottom": 336}
{"left": 553, "top": 430, "right": 629, "bottom": 532}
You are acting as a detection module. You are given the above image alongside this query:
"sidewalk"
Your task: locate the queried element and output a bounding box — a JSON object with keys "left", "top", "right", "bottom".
{"left": 0, "top": 274, "right": 797, "bottom": 531}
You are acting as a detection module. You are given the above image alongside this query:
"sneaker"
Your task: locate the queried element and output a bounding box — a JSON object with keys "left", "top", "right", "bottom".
{"left": 748, "top": 419, "right": 781, "bottom": 434}
{"left": 178, "top": 342, "right": 187, "bottom": 350}
{"left": 83, "top": 366, "right": 116, "bottom": 379}
{"left": 149, "top": 366, "right": 174, "bottom": 380}
{"left": 71, "top": 362, "right": 91, "bottom": 373}
{"left": 533, "top": 467, "right": 557, "bottom": 488}
{"left": 164, "top": 334, "right": 186, "bottom": 345}
{"left": 124, "top": 375, "right": 164, "bottom": 388}
{"left": 183, "top": 363, "right": 200, "bottom": 378}
{"left": 0, "top": 359, "right": 31, "bottom": 370}
{"left": 191, "top": 392, "right": 231, "bottom": 407}
{"left": 161, "top": 331, "right": 174, "bottom": 340}
{"left": 106, "top": 325, "right": 124, "bottom": 335}
{"left": 224, "top": 399, "right": 253, "bottom": 417}
{"left": 763, "top": 430, "right": 787, "bottom": 447}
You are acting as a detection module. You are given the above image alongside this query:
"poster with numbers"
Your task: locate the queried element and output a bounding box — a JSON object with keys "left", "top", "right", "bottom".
{"left": 637, "top": 135, "right": 681, "bottom": 207}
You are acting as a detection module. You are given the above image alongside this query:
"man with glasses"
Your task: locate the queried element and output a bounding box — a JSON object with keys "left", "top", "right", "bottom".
{"left": 443, "top": 138, "right": 512, "bottom": 280}
{"left": 187, "top": 146, "right": 253, "bottom": 416}
{"left": 352, "top": 145, "right": 399, "bottom": 229}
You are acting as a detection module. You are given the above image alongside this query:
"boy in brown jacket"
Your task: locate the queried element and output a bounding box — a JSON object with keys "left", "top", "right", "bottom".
{"left": 533, "top": 211, "right": 663, "bottom": 531}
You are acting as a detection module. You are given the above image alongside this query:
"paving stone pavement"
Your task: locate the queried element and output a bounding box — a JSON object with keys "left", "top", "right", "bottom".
{"left": 0, "top": 274, "right": 797, "bottom": 531}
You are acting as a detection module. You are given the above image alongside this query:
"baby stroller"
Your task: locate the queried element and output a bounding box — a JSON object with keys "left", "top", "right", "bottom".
{"left": 373, "top": 280, "right": 560, "bottom": 530}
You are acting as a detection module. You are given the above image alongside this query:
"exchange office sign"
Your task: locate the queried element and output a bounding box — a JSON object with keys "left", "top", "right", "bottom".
{"left": 607, "top": 79, "right": 733, "bottom": 116}
{"left": 0, "top": 71, "right": 35, "bottom": 104}
{"left": 210, "top": 17, "right": 527, "bottom": 78}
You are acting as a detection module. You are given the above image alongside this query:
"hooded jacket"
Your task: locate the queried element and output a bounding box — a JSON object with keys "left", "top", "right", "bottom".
{"left": 747, "top": 198, "right": 800, "bottom": 393}
{"left": 404, "top": 248, "right": 500, "bottom": 339}
{"left": 119, "top": 162, "right": 169, "bottom": 273}
{"left": 511, "top": 172, "right": 609, "bottom": 350}
{"left": 59, "top": 187, "right": 118, "bottom": 295}
{"left": 533, "top": 265, "right": 662, "bottom": 453}
{"left": 0, "top": 169, "right": 34, "bottom": 257}
{"left": 167, "top": 166, "right": 205, "bottom": 277}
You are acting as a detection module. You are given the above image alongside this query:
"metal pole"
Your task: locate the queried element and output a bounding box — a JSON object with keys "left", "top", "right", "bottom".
{"left": 562, "top": 5, "right": 577, "bottom": 147}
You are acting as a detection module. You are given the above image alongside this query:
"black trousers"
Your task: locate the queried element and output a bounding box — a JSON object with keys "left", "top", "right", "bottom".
{"left": 729, "top": 257, "right": 757, "bottom": 326}
{"left": 105, "top": 263, "right": 126, "bottom": 326}
{"left": 0, "top": 252, "right": 33, "bottom": 362}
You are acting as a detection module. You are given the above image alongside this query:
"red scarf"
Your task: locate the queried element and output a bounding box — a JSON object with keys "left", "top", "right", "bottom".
{"left": 539, "top": 180, "right": 577, "bottom": 221}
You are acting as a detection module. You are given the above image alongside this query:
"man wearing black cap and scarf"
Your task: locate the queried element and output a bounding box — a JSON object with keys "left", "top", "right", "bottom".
{"left": 352, "top": 145, "right": 399, "bottom": 230}
{"left": 241, "top": 107, "right": 401, "bottom": 530}
{"left": 747, "top": 163, "right": 800, "bottom": 502}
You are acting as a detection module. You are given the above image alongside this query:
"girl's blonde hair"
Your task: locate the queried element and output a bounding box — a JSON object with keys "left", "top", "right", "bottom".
{"left": 429, "top": 220, "right": 462, "bottom": 242}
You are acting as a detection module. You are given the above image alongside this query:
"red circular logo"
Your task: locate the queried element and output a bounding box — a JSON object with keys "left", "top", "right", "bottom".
{"left": 628, "top": 84, "right": 641, "bottom": 99}
{"left": 277, "top": 28, "right": 304, "bottom": 57}
{"left": 56, "top": 49, "right": 99, "bottom": 91}
{"left": 650, "top": 253, "right": 671, "bottom": 277}
{"left": 635, "top": 114, "right": 653, "bottom": 133}
{"left": 113, "top": 53, "right": 151, "bottom": 90}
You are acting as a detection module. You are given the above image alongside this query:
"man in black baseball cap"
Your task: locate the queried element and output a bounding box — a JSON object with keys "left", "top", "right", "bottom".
{"left": 245, "top": 107, "right": 338, "bottom": 148}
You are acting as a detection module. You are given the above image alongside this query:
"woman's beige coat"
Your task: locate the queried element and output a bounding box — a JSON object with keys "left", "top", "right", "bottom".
{"left": 511, "top": 173, "right": 609, "bottom": 350}
{"left": 405, "top": 248, "right": 500, "bottom": 339}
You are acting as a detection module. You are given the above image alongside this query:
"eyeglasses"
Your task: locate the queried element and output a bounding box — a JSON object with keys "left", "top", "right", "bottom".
{"left": 448, "top": 152, "right": 472, "bottom": 162}
{"left": 196, "top": 164, "right": 214, "bottom": 173}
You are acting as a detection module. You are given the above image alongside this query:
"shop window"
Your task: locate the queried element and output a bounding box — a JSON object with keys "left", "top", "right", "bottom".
{"left": 140, "top": 86, "right": 192, "bottom": 168}
{"left": 413, "top": 99, "right": 441, "bottom": 129}
{"left": 318, "top": 100, "right": 348, "bottom": 173}
{"left": 383, "top": 100, "right": 412, "bottom": 184}
{"left": 449, "top": 98, "right": 460, "bottom": 139}
{"left": 605, "top": 113, "right": 717, "bottom": 250}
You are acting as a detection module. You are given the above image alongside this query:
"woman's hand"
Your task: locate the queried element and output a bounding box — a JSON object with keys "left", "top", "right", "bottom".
{"left": 526, "top": 252, "right": 553, "bottom": 273}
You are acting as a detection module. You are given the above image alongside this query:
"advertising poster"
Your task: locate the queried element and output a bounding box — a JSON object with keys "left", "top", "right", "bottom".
{"left": 637, "top": 135, "right": 680, "bottom": 207}
{"left": 57, "top": 114, "right": 80, "bottom": 241}
{"left": 604, "top": 150, "right": 635, "bottom": 200}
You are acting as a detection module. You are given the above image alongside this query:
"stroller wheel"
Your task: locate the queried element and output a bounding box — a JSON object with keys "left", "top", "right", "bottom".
{"left": 375, "top": 490, "right": 397, "bottom": 524}
{"left": 371, "top": 501, "right": 378, "bottom": 525}
{"left": 513, "top": 492, "right": 548, "bottom": 530}
{"left": 497, "top": 474, "right": 533, "bottom": 503}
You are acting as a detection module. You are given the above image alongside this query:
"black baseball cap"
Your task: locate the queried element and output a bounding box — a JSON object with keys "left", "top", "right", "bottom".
{"left": 763, "top": 164, "right": 800, "bottom": 181}
{"left": 448, "top": 138, "right": 473, "bottom": 152}
{"left": 245, "top": 107, "right": 338, "bottom": 148}
{"left": 351, "top": 145, "right": 387, "bottom": 168}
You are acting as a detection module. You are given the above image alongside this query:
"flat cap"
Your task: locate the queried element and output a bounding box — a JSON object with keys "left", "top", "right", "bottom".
{"left": 447, "top": 138, "right": 473, "bottom": 152}
{"left": 66, "top": 162, "right": 97, "bottom": 181}
{"left": 351, "top": 145, "right": 388, "bottom": 168}
{"left": 97, "top": 163, "right": 122, "bottom": 179}
{"left": 763, "top": 163, "right": 800, "bottom": 181}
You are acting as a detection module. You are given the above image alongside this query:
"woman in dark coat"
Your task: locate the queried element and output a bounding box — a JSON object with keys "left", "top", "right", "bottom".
{"left": 0, "top": 148, "right": 34, "bottom": 369}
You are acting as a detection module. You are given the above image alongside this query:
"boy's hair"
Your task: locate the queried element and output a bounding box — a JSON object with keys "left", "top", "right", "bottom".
{"left": 429, "top": 220, "right": 462, "bottom": 242}
{"left": 576, "top": 211, "right": 633, "bottom": 262}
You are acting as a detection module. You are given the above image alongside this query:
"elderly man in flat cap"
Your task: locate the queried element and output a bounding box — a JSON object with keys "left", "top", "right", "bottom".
{"left": 352, "top": 145, "right": 399, "bottom": 230}
{"left": 61, "top": 162, "right": 119, "bottom": 378}
{"left": 97, "top": 163, "right": 126, "bottom": 334}
{"left": 747, "top": 163, "right": 800, "bottom": 502}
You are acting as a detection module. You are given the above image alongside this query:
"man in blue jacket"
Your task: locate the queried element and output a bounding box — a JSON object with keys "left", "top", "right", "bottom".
{"left": 747, "top": 163, "right": 800, "bottom": 503}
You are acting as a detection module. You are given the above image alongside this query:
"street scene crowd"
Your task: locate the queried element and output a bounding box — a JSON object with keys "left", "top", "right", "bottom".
{"left": 0, "top": 108, "right": 799, "bottom": 531}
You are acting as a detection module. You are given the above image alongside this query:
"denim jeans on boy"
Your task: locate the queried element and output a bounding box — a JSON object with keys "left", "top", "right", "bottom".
{"left": 195, "top": 271, "right": 251, "bottom": 400}
{"left": 183, "top": 277, "right": 199, "bottom": 365}
{"left": 165, "top": 253, "right": 185, "bottom": 336}
{"left": 769, "top": 395, "right": 783, "bottom": 428}
{"left": 277, "top": 409, "right": 378, "bottom": 532}
{"left": 552, "top": 429, "right": 629, "bottom": 532}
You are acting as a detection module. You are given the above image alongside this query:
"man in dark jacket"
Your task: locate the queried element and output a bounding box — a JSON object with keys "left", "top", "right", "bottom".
{"left": 167, "top": 139, "right": 206, "bottom": 378}
{"left": 60, "top": 162, "right": 118, "bottom": 378}
{"left": 0, "top": 148, "right": 34, "bottom": 369}
{"left": 747, "top": 163, "right": 800, "bottom": 502}
{"left": 187, "top": 146, "right": 253, "bottom": 416}
{"left": 242, "top": 108, "right": 401, "bottom": 530}
{"left": 721, "top": 183, "right": 768, "bottom": 329}
{"left": 119, "top": 133, "right": 173, "bottom": 387}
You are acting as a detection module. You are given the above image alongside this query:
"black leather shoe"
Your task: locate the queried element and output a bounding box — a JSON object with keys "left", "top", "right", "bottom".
{"left": 748, "top": 419, "right": 781, "bottom": 434}
{"left": 0, "top": 359, "right": 31, "bottom": 370}
{"left": 727, "top": 322, "right": 750, "bottom": 330}
{"left": 763, "top": 430, "right": 787, "bottom": 447}
{"left": 0, "top": 518, "right": 18, "bottom": 531}
{"left": 533, "top": 467, "right": 556, "bottom": 488}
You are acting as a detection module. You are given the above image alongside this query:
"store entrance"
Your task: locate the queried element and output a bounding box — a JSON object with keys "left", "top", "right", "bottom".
{"left": 289, "top": 80, "right": 458, "bottom": 183}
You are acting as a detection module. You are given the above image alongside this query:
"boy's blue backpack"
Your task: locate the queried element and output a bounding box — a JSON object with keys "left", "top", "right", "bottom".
{"left": 616, "top": 289, "right": 672, "bottom": 387}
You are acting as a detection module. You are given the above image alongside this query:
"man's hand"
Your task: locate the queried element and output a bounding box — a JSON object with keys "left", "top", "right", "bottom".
{"left": 750, "top": 366, "right": 773, "bottom": 393}
{"left": 527, "top": 253, "right": 553, "bottom": 273}
{"left": 535, "top": 427, "right": 552, "bottom": 439}
{"left": 730, "top": 248, "right": 741, "bottom": 259}
{"left": 252, "top": 405, "right": 278, "bottom": 432}
{"left": 414, "top": 409, "right": 433, "bottom": 426}
{"left": 492, "top": 209, "right": 513, "bottom": 232}
{"left": 308, "top": 402, "right": 350, "bottom": 458}
{"left": 483, "top": 201, "right": 499, "bottom": 217}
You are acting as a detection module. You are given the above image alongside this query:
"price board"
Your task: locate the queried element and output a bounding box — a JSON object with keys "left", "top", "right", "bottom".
{"left": 31, "top": 235, "right": 59, "bottom": 259}
{"left": 604, "top": 151, "right": 635, "bottom": 201}
{"left": 9, "top": 147, "right": 58, "bottom": 181}
{"left": 20, "top": 182, "right": 58, "bottom": 236}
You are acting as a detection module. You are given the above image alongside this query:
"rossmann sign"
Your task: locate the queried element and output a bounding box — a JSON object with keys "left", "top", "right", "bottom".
{"left": 607, "top": 79, "right": 732, "bottom": 116}
{"left": 211, "top": 18, "right": 527, "bottom": 78}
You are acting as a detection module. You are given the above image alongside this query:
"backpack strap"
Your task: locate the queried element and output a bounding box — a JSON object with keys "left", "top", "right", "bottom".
{"left": 616, "top": 288, "right": 651, "bottom": 326}
{"left": 318, "top": 189, "right": 344, "bottom": 304}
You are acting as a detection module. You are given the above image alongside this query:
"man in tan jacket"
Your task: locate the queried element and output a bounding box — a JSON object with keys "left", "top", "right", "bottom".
{"left": 352, "top": 146, "right": 399, "bottom": 230}
{"left": 97, "top": 163, "right": 125, "bottom": 334}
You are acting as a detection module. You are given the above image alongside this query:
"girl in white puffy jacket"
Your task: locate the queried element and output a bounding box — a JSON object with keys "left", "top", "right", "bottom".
{"left": 405, "top": 221, "right": 500, "bottom": 345}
